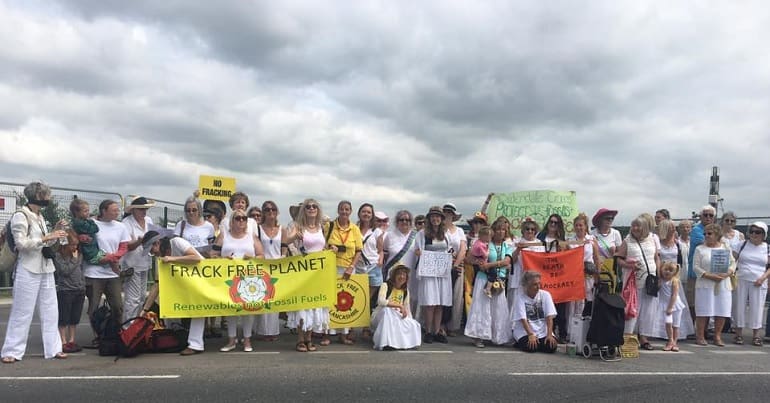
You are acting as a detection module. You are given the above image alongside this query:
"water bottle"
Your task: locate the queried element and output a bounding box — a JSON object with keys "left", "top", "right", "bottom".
{"left": 57, "top": 222, "right": 70, "bottom": 245}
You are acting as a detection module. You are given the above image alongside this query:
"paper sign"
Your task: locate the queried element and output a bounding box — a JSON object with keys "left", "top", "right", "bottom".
{"left": 198, "top": 175, "right": 236, "bottom": 202}
{"left": 417, "top": 250, "right": 452, "bottom": 278}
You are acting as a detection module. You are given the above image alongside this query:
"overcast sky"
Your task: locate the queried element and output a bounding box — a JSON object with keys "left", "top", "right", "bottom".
{"left": 1, "top": 1, "right": 768, "bottom": 225}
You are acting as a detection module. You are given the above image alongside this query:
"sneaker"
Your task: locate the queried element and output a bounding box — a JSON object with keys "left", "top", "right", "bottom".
{"left": 434, "top": 333, "right": 448, "bottom": 344}
{"left": 423, "top": 333, "right": 434, "bottom": 344}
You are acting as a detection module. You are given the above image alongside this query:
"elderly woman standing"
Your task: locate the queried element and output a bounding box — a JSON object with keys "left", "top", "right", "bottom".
{"left": 693, "top": 223, "right": 735, "bottom": 346}
{"left": 1, "top": 182, "right": 68, "bottom": 363}
{"left": 212, "top": 209, "right": 265, "bottom": 352}
{"left": 512, "top": 271, "right": 558, "bottom": 353}
{"left": 732, "top": 222, "right": 770, "bottom": 346}
{"left": 175, "top": 196, "right": 216, "bottom": 251}
{"left": 591, "top": 208, "right": 623, "bottom": 264}
{"left": 415, "top": 206, "right": 453, "bottom": 344}
{"left": 721, "top": 212, "right": 744, "bottom": 251}
{"left": 255, "top": 200, "right": 283, "bottom": 342}
{"left": 120, "top": 197, "right": 155, "bottom": 322}
{"left": 382, "top": 210, "right": 418, "bottom": 316}
{"left": 509, "top": 219, "right": 544, "bottom": 314}
{"left": 464, "top": 220, "right": 512, "bottom": 348}
{"left": 442, "top": 203, "right": 467, "bottom": 337}
{"left": 616, "top": 215, "right": 660, "bottom": 350}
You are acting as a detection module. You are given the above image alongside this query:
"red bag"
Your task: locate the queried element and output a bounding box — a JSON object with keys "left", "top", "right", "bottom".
{"left": 622, "top": 272, "right": 638, "bottom": 320}
{"left": 118, "top": 317, "right": 155, "bottom": 358}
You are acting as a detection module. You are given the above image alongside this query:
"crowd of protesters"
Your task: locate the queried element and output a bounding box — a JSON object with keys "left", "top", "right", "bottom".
{"left": 2, "top": 182, "right": 769, "bottom": 363}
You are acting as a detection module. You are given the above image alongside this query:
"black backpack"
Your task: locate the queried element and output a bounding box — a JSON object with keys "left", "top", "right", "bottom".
{"left": 91, "top": 304, "right": 121, "bottom": 356}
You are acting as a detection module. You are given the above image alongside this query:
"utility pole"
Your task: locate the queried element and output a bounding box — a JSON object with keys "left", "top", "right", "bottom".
{"left": 708, "top": 166, "right": 720, "bottom": 211}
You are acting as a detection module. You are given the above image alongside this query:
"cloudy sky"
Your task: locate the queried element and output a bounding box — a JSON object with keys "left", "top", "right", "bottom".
{"left": 1, "top": 0, "right": 768, "bottom": 225}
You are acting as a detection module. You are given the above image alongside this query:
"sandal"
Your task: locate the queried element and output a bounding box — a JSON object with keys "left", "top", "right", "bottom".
{"left": 295, "top": 342, "right": 308, "bottom": 352}
{"left": 641, "top": 342, "right": 654, "bottom": 351}
{"left": 662, "top": 344, "right": 673, "bottom": 352}
{"left": 339, "top": 335, "right": 354, "bottom": 345}
{"left": 714, "top": 339, "right": 725, "bottom": 347}
{"left": 753, "top": 337, "right": 763, "bottom": 347}
{"left": 306, "top": 341, "right": 317, "bottom": 352}
{"left": 671, "top": 346, "right": 679, "bottom": 352}
{"left": 734, "top": 336, "right": 744, "bottom": 345}
{"left": 695, "top": 340, "right": 708, "bottom": 346}
{"left": 2, "top": 356, "right": 17, "bottom": 364}
{"left": 319, "top": 338, "right": 331, "bottom": 346}
{"left": 53, "top": 352, "right": 68, "bottom": 360}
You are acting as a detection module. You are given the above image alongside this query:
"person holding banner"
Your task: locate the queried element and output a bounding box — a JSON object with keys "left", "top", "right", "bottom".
{"left": 415, "top": 206, "right": 453, "bottom": 344}
{"left": 326, "top": 200, "right": 363, "bottom": 344}
{"left": 371, "top": 265, "right": 421, "bottom": 350}
{"left": 512, "top": 271, "right": 558, "bottom": 353}
{"left": 464, "top": 220, "right": 512, "bottom": 348}
{"left": 616, "top": 215, "right": 660, "bottom": 350}
{"left": 139, "top": 230, "right": 204, "bottom": 355}
{"left": 567, "top": 213, "right": 600, "bottom": 317}
{"left": 508, "top": 218, "right": 544, "bottom": 315}
{"left": 255, "top": 201, "right": 283, "bottom": 342}
{"left": 211, "top": 209, "right": 265, "bottom": 352}
{"left": 285, "top": 198, "right": 330, "bottom": 351}
{"left": 382, "top": 210, "right": 418, "bottom": 316}
{"left": 537, "top": 213, "right": 569, "bottom": 343}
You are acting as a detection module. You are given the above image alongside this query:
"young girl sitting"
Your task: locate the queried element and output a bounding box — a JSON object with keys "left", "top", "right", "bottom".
{"left": 659, "top": 262, "right": 685, "bottom": 351}
{"left": 371, "top": 265, "right": 421, "bottom": 350}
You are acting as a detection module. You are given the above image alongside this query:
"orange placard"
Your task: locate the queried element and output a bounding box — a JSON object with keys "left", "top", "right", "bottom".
{"left": 520, "top": 247, "right": 584, "bottom": 303}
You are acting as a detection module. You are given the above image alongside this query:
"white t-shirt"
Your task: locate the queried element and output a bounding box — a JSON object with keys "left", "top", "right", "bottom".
{"left": 568, "top": 234, "right": 595, "bottom": 262}
{"left": 120, "top": 215, "right": 154, "bottom": 272}
{"left": 512, "top": 289, "right": 557, "bottom": 340}
{"left": 509, "top": 238, "right": 544, "bottom": 289}
{"left": 734, "top": 241, "right": 770, "bottom": 283}
{"left": 383, "top": 229, "right": 417, "bottom": 270}
{"left": 174, "top": 220, "right": 215, "bottom": 248}
{"left": 591, "top": 228, "right": 623, "bottom": 259}
{"left": 445, "top": 226, "right": 467, "bottom": 255}
{"left": 83, "top": 220, "right": 131, "bottom": 279}
{"left": 170, "top": 237, "right": 202, "bottom": 259}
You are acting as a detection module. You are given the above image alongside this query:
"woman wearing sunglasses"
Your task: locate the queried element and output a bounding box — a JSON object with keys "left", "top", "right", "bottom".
{"left": 732, "top": 222, "right": 770, "bottom": 346}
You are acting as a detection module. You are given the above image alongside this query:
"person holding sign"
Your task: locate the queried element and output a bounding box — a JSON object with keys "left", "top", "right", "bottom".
{"left": 211, "top": 209, "right": 265, "bottom": 352}
{"left": 415, "top": 206, "right": 453, "bottom": 344}
{"left": 567, "top": 213, "right": 600, "bottom": 317}
{"left": 512, "top": 271, "right": 558, "bottom": 353}
{"left": 255, "top": 201, "right": 284, "bottom": 342}
{"left": 536, "top": 214, "right": 569, "bottom": 343}
{"left": 464, "top": 220, "right": 512, "bottom": 348}
{"left": 692, "top": 223, "right": 735, "bottom": 346}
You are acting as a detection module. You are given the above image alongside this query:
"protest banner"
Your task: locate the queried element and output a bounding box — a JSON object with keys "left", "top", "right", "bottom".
{"left": 487, "top": 190, "right": 578, "bottom": 235}
{"left": 520, "top": 247, "right": 584, "bottom": 303}
{"left": 417, "top": 250, "right": 452, "bottom": 277}
{"left": 198, "top": 174, "right": 236, "bottom": 203}
{"left": 158, "top": 250, "right": 336, "bottom": 318}
{"left": 329, "top": 274, "right": 371, "bottom": 328}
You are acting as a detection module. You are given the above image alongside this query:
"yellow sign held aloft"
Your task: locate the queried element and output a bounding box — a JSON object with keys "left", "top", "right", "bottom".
{"left": 198, "top": 174, "right": 236, "bottom": 202}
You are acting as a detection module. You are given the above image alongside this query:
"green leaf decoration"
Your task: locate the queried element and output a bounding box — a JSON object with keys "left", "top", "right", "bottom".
{"left": 225, "top": 280, "right": 233, "bottom": 287}
{"left": 270, "top": 278, "right": 279, "bottom": 284}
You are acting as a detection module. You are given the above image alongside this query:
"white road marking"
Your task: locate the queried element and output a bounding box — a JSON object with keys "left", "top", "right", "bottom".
{"left": 0, "top": 375, "right": 180, "bottom": 380}
{"left": 508, "top": 372, "right": 770, "bottom": 376}
{"left": 397, "top": 350, "right": 453, "bottom": 354}
{"left": 475, "top": 351, "right": 522, "bottom": 354}
{"left": 709, "top": 351, "right": 766, "bottom": 355}
{"left": 308, "top": 351, "right": 370, "bottom": 354}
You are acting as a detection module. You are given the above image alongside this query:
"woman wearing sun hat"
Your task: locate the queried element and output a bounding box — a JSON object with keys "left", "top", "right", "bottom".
{"left": 415, "top": 206, "right": 453, "bottom": 343}
{"left": 440, "top": 203, "right": 467, "bottom": 337}
{"left": 732, "top": 221, "right": 770, "bottom": 346}
{"left": 590, "top": 208, "right": 623, "bottom": 264}
{"left": 120, "top": 196, "right": 156, "bottom": 322}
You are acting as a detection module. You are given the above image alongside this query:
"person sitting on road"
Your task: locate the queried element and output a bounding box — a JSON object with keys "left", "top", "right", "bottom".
{"left": 512, "top": 271, "right": 558, "bottom": 353}
{"left": 371, "top": 265, "right": 421, "bottom": 350}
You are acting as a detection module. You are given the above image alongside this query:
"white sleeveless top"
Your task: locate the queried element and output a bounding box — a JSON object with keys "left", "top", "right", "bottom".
{"left": 302, "top": 229, "right": 326, "bottom": 253}
{"left": 221, "top": 230, "right": 255, "bottom": 258}
{"left": 259, "top": 225, "right": 282, "bottom": 259}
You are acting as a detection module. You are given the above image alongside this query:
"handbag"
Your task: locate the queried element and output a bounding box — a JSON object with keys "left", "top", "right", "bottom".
{"left": 636, "top": 237, "right": 658, "bottom": 297}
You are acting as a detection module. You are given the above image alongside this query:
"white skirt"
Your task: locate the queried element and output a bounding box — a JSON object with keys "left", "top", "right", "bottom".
{"left": 254, "top": 313, "right": 280, "bottom": 336}
{"left": 650, "top": 286, "right": 695, "bottom": 338}
{"left": 637, "top": 289, "right": 658, "bottom": 337}
{"left": 287, "top": 308, "right": 329, "bottom": 333}
{"left": 695, "top": 287, "right": 732, "bottom": 317}
{"left": 371, "top": 307, "right": 421, "bottom": 350}
{"left": 418, "top": 275, "right": 452, "bottom": 306}
{"left": 464, "top": 274, "right": 512, "bottom": 345}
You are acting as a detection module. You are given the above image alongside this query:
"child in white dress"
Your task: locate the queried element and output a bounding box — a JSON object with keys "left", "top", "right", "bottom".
{"left": 659, "top": 262, "right": 685, "bottom": 351}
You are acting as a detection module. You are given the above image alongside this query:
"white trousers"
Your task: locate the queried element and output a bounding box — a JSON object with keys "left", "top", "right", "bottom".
{"left": 1, "top": 268, "right": 62, "bottom": 360}
{"left": 187, "top": 318, "right": 206, "bottom": 351}
{"left": 734, "top": 279, "right": 768, "bottom": 329}
{"left": 255, "top": 313, "right": 280, "bottom": 336}
{"left": 122, "top": 270, "right": 148, "bottom": 322}
{"left": 227, "top": 315, "right": 255, "bottom": 338}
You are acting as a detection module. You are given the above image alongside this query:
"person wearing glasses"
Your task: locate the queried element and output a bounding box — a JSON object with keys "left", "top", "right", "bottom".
{"left": 247, "top": 206, "right": 262, "bottom": 225}
{"left": 731, "top": 222, "right": 770, "bottom": 346}
{"left": 692, "top": 223, "right": 735, "bottom": 346}
{"left": 383, "top": 210, "right": 419, "bottom": 315}
{"left": 720, "top": 211, "right": 744, "bottom": 251}
{"left": 255, "top": 201, "right": 283, "bottom": 343}
{"left": 508, "top": 218, "right": 544, "bottom": 313}
{"left": 590, "top": 208, "right": 622, "bottom": 266}
{"left": 537, "top": 213, "right": 569, "bottom": 342}
{"left": 120, "top": 197, "right": 156, "bottom": 322}
{"left": 414, "top": 215, "right": 426, "bottom": 232}
{"left": 220, "top": 191, "right": 258, "bottom": 236}
{"left": 285, "top": 199, "right": 331, "bottom": 351}
{"left": 689, "top": 206, "right": 716, "bottom": 280}
{"left": 174, "top": 196, "right": 216, "bottom": 252}
{"left": 441, "top": 203, "right": 467, "bottom": 338}
{"left": 211, "top": 209, "right": 265, "bottom": 352}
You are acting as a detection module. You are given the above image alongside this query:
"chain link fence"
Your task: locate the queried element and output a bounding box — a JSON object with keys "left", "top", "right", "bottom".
{"left": 0, "top": 181, "right": 183, "bottom": 289}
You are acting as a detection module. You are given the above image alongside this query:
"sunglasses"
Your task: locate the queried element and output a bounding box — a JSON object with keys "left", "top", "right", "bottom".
{"left": 749, "top": 229, "right": 765, "bottom": 235}
{"left": 185, "top": 208, "right": 198, "bottom": 213}
{"left": 234, "top": 216, "right": 248, "bottom": 222}
{"left": 397, "top": 218, "right": 411, "bottom": 223}
{"left": 603, "top": 216, "right": 615, "bottom": 220}
{"left": 263, "top": 207, "right": 277, "bottom": 212}
{"left": 305, "top": 204, "right": 318, "bottom": 210}
{"left": 415, "top": 221, "right": 425, "bottom": 225}
{"left": 723, "top": 219, "right": 735, "bottom": 223}
{"left": 523, "top": 227, "right": 536, "bottom": 232}
{"left": 249, "top": 214, "right": 260, "bottom": 219}
{"left": 549, "top": 220, "right": 560, "bottom": 225}
{"left": 377, "top": 219, "right": 388, "bottom": 223}
{"left": 702, "top": 213, "right": 714, "bottom": 217}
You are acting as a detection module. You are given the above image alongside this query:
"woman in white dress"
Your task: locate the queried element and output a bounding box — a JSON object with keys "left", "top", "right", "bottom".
{"left": 693, "top": 223, "right": 735, "bottom": 346}
{"left": 441, "top": 203, "right": 467, "bottom": 338}
{"left": 415, "top": 206, "right": 453, "bottom": 344}
{"left": 371, "top": 265, "right": 421, "bottom": 350}
{"left": 212, "top": 209, "right": 265, "bottom": 352}
{"left": 382, "top": 210, "right": 418, "bottom": 316}
{"left": 255, "top": 201, "right": 283, "bottom": 342}
{"left": 285, "top": 199, "right": 330, "bottom": 351}
{"left": 652, "top": 220, "right": 695, "bottom": 339}
{"left": 464, "top": 220, "right": 512, "bottom": 347}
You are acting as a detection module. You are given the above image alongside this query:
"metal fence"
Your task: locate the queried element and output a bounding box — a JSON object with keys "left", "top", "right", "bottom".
{"left": 0, "top": 181, "right": 183, "bottom": 289}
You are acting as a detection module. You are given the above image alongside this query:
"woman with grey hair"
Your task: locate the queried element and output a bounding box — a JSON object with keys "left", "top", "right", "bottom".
{"left": 2, "top": 182, "right": 68, "bottom": 363}
{"left": 721, "top": 211, "right": 744, "bottom": 251}
{"left": 382, "top": 210, "right": 418, "bottom": 316}
{"left": 120, "top": 196, "right": 155, "bottom": 322}
{"left": 512, "top": 271, "right": 558, "bottom": 353}
{"left": 174, "top": 196, "right": 216, "bottom": 252}
{"left": 616, "top": 215, "right": 660, "bottom": 351}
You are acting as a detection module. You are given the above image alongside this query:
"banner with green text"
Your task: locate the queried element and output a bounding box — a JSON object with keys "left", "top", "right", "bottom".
{"left": 487, "top": 190, "right": 578, "bottom": 235}
{"left": 158, "top": 251, "right": 337, "bottom": 318}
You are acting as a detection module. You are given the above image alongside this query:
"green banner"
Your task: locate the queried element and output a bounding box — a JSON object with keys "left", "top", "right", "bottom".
{"left": 487, "top": 190, "right": 578, "bottom": 235}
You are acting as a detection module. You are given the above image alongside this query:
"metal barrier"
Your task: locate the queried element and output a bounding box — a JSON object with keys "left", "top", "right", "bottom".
{"left": 0, "top": 181, "right": 183, "bottom": 289}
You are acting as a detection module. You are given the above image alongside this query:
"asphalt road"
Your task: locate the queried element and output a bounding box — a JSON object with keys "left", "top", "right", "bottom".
{"left": 2, "top": 305, "right": 770, "bottom": 402}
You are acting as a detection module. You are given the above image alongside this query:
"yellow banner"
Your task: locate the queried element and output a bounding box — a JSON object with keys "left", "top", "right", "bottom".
{"left": 329, "top": 274, "right": 371, "bottom": 328}
{"left": 198, "top": 174, "right": 236, "bottom": 202}
{"left": 158, "top": 251, "right": 337, "bottom": 318}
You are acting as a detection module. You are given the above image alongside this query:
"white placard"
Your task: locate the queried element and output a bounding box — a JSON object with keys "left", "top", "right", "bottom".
{"left": 417, "top": 250, "right": 452, "bottom": 277}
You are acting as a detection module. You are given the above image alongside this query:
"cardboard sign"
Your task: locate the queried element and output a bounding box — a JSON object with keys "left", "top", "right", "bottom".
{"left": 198, "top": 175, "right": 236, "bottom": 202}
{"left": 487, "top": 190, "right": 578, "bottom": 236}
{"left": 417, "top": 250, "right": 452, "bottom": 278}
